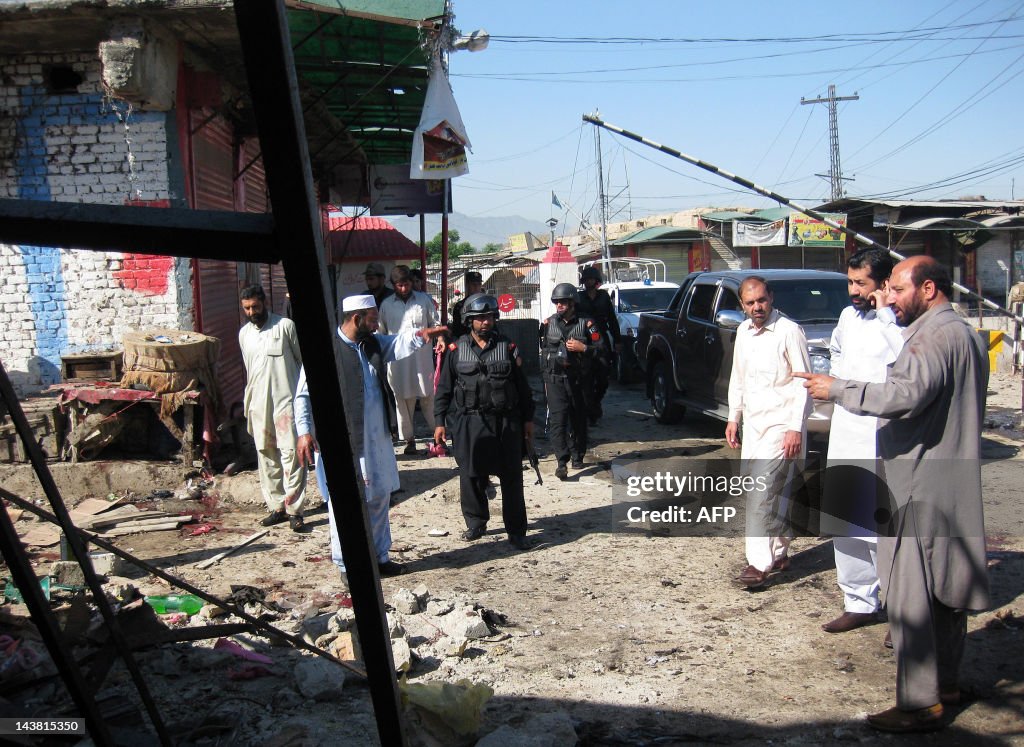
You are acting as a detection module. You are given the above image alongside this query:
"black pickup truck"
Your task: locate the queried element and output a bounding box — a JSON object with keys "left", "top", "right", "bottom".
{"left": 634, "top": 269, "right": 850, "bottom": 432}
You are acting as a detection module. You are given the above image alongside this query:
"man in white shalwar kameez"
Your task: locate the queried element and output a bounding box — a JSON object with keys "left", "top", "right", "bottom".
{"left": 294, "top": 295, "right": 445, "bottom": 587}
{"left": 379, "top": 266, "right": 441, "bottom": 454}
{"left": 726, "top": 277, "right": 811, "bottom": 588}
{"left": 821, "top": 249, "right": 904, "bottom": 633}
{"left": 238, "top": 285, "right": 306, "bottom": 531}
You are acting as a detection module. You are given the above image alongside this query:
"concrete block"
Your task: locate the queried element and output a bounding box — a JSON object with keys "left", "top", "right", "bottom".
{"left": 50, "top": 560, "right": 85, "bottom": 587}
{"left": 293, "top": 658, "right": 346, "bottom": 701}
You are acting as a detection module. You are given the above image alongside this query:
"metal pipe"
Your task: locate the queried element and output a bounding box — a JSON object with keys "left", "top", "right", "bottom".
{"left": 582, "top": 114, "right": 1024, "bottom": 325}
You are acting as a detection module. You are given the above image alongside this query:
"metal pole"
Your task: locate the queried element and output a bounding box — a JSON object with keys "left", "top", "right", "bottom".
{"left": 582, "top": 113, "right": 1024, "bottom": 325}
{"left": 233, "top": 3, "right": 405, "bottom": 744}
{"left": 595, "top": 117, "right": 610, "bottom": 261}
{"left": 0, "top": 360, "right": 171, "bottom": 745}
{"left": 441, "top": 179, "right": 450, "bottom": 322}
{"left": 0, "top": 480, "right": 112, "bottom": 743}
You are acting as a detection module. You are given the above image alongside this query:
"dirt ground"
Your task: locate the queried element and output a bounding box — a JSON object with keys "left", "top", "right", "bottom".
{"left": 4, "top": 372, "right": 1024, "bottom": 745}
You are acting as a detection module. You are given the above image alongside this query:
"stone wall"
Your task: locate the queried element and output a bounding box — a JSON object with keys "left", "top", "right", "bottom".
{"left": 0, "top": 51, "right": 192, "bottom": 394}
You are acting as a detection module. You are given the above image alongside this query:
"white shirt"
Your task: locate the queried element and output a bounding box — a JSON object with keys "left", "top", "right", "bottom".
{"left": 826, "top": 305, "right": 903, "bottom": 461}
{"left": 378, "top": 290, "right": 438, "bottom": 398}
{"left": 727, "top": 309, "right": 811, "bottom": 460}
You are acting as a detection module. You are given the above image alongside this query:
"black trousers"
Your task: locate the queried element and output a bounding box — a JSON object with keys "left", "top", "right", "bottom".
{"left": 545, "top": 374, "right": 588, "bottom": 464}
{"left": 592, "top": 359, "right": 609, "bottom": 414}
{"left": 460, "top": 469, "right": 527, "bottom": 536}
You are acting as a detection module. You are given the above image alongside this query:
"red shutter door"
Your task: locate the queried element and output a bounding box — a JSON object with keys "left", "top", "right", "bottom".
{"left": 192, "top": 112, "right": 247, "bottom": 415}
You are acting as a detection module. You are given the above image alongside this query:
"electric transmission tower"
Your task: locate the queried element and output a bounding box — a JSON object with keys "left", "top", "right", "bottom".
{"left": 801, "top": 84, "right": 859, "bottom": 201}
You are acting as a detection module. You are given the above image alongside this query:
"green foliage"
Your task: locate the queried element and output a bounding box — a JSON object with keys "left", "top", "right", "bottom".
{"left": 426, "top": 230, "right": 475, "bottom": 262}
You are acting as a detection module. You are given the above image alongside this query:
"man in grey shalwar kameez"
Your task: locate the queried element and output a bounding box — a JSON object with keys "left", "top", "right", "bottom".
{"left": 799, "top": 256, "right": 989, "bottom": 733}
{"left": 294, "top": 294, "right": 445, "bottom": 588}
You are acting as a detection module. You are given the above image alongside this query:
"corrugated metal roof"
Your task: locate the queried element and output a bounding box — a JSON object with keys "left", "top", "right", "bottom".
{"left": 699, "top": 211, "right": 754, "bottom": 222}
{"left": 751, "top": 207, "right": 793, "bottom": 221}
{"left": 609, "top": 226, "right": 707, "bottom": 245}
{"left": 286, "top": 1, "right": 446, "bottom": 169}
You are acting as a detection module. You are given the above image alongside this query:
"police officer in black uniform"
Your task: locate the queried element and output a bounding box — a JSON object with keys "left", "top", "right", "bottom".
{"left": 575, "top": 266, "right": 621, "bottom": 424}
{"left": 540, "top": 282, "right": 603, "bottom": 480}
{"left": 435, "top": 294, "right": 535, "bottom": 550}
{"left": 449, "top": 270, "right": 484, "bottom": 339}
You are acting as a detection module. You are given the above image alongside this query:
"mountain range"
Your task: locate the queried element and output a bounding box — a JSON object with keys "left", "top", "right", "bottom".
{"left": 386, "top": 212, "right": 553, "bottom": 251}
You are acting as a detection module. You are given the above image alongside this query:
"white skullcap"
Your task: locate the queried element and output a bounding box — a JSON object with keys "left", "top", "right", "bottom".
{"left": 342, "top": 294, "right": 376, "bottom": 312}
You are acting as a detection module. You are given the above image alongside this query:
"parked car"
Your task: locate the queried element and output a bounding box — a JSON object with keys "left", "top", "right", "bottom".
{"left": 578, "top": 258, "right": 679, "bottom": 383}
{"left": 635, "top": 269, "right": 850, "bottom": 433}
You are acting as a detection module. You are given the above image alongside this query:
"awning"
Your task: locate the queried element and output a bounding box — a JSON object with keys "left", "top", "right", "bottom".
{"left": 609, "top": 226, "right": 708, "bottom": 245}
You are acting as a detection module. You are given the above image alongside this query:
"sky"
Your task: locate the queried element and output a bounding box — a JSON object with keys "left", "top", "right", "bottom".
{"left": 443, "top": 1, "right": 1024, "bottom": 231}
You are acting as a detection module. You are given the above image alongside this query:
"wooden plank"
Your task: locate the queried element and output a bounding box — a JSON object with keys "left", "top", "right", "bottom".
{"left": 0, "top": 198, "right": 278, "bottom": 263}
{"left": 101, "top": 522, "right": 183, "bottom": 537}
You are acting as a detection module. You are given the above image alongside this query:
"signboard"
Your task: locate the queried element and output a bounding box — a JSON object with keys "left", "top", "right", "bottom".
{"left": 369, "top": 165, "right": 451, "bottom": 216}
{"left": 788, "top": 212, "right": 848, "bottom": 248}
{"left": 732, "top": 219, "right": 786, "bottom": 247}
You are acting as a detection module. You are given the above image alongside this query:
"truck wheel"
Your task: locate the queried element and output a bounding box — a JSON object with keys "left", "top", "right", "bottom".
{"left": 651, "top": 362, "right": 684, "bottom": 424}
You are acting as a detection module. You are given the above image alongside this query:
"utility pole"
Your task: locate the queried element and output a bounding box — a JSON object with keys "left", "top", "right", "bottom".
{"left": 801, "top": 84, "right": 858, "bottom": 201}
{"left": 593, "top": 111, "right": 611, "bottom": 261}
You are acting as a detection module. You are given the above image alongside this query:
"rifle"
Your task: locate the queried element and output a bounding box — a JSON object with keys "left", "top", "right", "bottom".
{"left": 526, "top": 442, "right": 543, "bottom": 485}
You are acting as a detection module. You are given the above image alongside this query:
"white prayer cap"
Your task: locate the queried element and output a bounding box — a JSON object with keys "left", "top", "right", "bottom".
{"left": 342, "top": 294, "right": 376, "bottom": 312}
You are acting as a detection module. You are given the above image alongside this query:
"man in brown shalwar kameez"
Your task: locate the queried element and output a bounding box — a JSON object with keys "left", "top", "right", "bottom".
{"left": 798, "top": 256, "right": 989, "bottom": 733}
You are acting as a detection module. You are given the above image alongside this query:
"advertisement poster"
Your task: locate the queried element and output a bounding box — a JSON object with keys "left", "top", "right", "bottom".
{"left": 732, "top": 219, "right": 787, "bottom": 247}
{"left": 788, "top": 213, "right": 848, "bottom": 248}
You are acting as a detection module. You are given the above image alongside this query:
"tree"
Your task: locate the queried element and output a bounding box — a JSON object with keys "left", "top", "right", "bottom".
{"left": 426, "top": 230, "right": 475, "bottom": 263}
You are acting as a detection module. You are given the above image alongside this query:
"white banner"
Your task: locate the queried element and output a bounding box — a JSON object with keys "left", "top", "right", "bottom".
{"left": 732, "top": 219, "right": 787, "bottom": 247}
{"left": 410, "top": 56, "right": 471, "bottom": 180}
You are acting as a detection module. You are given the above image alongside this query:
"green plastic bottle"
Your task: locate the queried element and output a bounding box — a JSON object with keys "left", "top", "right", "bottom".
{"left": 144, "top": 594, "right": 203, "bottom": 615}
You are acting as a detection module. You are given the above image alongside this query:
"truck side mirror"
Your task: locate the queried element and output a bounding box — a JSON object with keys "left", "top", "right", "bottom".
{"left": 715, "top": 310, "right": 745, "bottom": 329}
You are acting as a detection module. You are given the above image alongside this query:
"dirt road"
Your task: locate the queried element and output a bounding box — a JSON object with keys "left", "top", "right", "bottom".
{"left": 6, "top": 373, "right": 1024, "bottom": 745}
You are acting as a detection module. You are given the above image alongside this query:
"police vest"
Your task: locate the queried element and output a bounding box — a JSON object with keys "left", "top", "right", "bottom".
{"left": 541, "top": 316, "right": 595, "bottom": 374}
{"left": 454, "top": 337, "right": 519, "bottom": 415}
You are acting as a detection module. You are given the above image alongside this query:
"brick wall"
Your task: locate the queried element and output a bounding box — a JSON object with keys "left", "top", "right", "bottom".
{"left": 0, "top": 51, "right": 192, "bottom": 394}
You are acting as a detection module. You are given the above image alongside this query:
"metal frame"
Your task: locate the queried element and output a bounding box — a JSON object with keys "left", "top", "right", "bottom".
{"left": 0, "top": 2, "right": 407, "bottom": 743}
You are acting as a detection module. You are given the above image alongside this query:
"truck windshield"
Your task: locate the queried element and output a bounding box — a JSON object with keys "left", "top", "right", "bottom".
{"left": 770, "top": 280, "right": 848, "bottom": 322}
{"left": 618, "top": 288, "right": 678, "bottom": 312}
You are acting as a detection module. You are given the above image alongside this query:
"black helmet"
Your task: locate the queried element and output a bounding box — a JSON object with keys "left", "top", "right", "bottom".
{"left": 580, "top": 266, "right": 602, "bottom": 282}
{"left": 463, "top": 293, "right": 500, "bottom": 319}
{"left": 551, "top": 283, "right": 578, "bottom": 303}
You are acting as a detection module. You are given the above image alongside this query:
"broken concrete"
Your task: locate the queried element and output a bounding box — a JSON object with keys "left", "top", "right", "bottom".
{"left": 476, "top": 711, "right": 579, "bottom": 747}
{"left": 391, "top": 587, "right": 420, "bottom": 615}
{"left": 293, "top": 659, "right": 345, "bottom": 701}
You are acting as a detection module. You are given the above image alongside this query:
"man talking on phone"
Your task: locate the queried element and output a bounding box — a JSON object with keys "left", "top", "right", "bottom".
{"left": 819, "top": 248, "right": 904, "bottom": 633}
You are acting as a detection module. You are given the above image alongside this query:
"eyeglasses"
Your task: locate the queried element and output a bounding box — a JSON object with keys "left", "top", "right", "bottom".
{"left": 554, "top": 300, "right": 570, "bottom": 306}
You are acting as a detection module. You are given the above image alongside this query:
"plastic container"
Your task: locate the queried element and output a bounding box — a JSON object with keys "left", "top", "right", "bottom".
{"left": 3, "top": 576, "right": 50, "bottom": 604}
{"left": 144, "top": 594, "right": 203, "bottom": 615}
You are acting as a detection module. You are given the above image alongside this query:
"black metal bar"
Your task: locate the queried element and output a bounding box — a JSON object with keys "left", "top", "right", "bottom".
{"left": 0, "top": 486, "right": 112, "bottom": 744}
{"left": 0, "top": 486, "right": 366, "bottom": 679}
{"left": 0, "top": 199, "right": 278, "bottom": 262}
{"left": 0, "top": 360, "right": 171, "bottom": 745}
{"left": 232, "top": 3, "right": 405, "bottom": 745}
{"left": 582, "top": 114, "right": 1024, "bottom": 324}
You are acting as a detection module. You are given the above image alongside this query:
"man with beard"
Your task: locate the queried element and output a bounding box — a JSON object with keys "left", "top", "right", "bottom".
{"left": 238, "top": 285, "right": 306, "bottom": 531}
{"left": 360, "top": 262, "right": 394, "bottom": 308}
{"left": 294, "top": 295, "right": 446, "bottom": 586}
{"left": 379, "top": 266, "right": 442, "bottom": 454}
{"left": 820, "top": 249, "right": 904, "bottom": 634}
{"left": 449, "top": 270, "right": 483, "bottom": 338}
{"left": 726, "top": 276, "right": 811, "bottom": 588}
{"left": 540, "top": 282, "right": 603, "bottom": 480}
{"left": 575, "top": 266, "right": 621, "bottom": 425}
{"left": 798, "top": 256, "right": 989, "bottom": 733}
{"left": 434, "top": 294, "right": 535, "bottom": 549}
